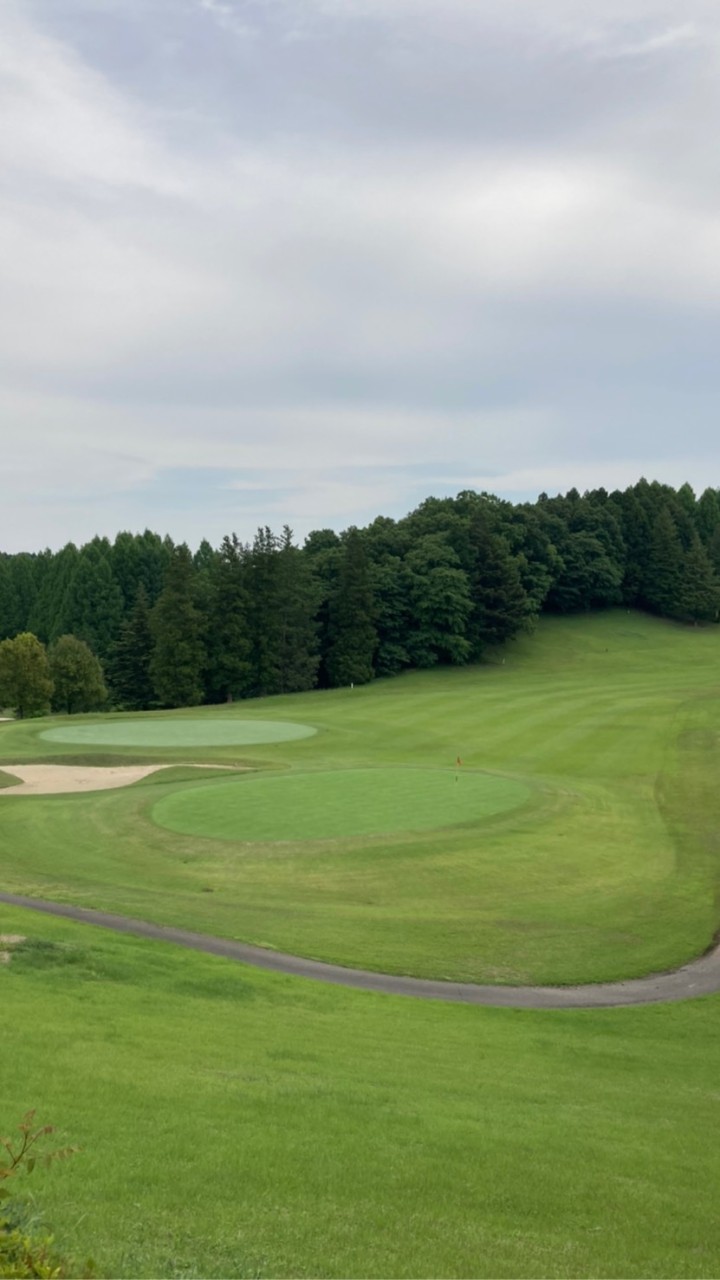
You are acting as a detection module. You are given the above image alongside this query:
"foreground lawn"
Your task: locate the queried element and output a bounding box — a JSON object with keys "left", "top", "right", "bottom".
{"left": 0, "top": 610, "right": 719, "bottom": 984}
{"left": 2, "top": 901, "right": 720, "bottom": 1279}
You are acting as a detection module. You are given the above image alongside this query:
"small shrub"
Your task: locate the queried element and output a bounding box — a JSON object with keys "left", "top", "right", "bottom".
{"left": 0, "top": 1114, "right": 90, "bottom": 1279}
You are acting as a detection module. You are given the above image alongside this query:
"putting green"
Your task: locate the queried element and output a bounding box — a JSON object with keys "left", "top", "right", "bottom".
{"left": 41, "top": 720, "right": 317, "bottom": 748}
{"left": 151, "top": 768, "right": 531, "bottom": 842}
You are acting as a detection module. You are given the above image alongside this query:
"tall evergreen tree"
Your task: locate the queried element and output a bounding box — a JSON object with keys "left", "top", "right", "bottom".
{"left": 642, "top": 505, "right": 684, "bottom": 616}
{"left": 677, "top": 537, "right": 720, "bottom": 623}
{"left": 150, "top": 546, "right": 206, "bottom": 707}
{"left": 28, "top": 544, "right": 79, "bottom": 643}
{"left": 614, "top": 488, "right": 651, "bottom": 605}
{"left": 696, "top": 489, "right": 720, "bottom": 546}
{"left": 111, "top": 531, "right": 173, "bottom": 612}
{"left": 205, "top": 536, "right": 252, "bottom": 703}
{"left": 466, "top": 516, "right": 531, "bottom": 657}
{"left": 275, "top": 528, "right": 321, "bottom": 693}
{"left": 58, "top": 544, "right": 124, "bottom": 659}
{"left": 246, "top": 527, "right": 283, "bottom": 696}
{"left": 708, "top": 524, "right": 720, "bottom": 579}
{"left": 109, "top": 585, "right": 156, "bottom": 710}
{"left": 325, "top": 528, "right": 378, "bottom": 686}
{"left": 0, "top": 557, "right": 13, "bottom": 641}
{"left": 0, "top": 553, "right": 40, "bottom": 639}
{"left": 245, "top": 528, "right": 321, "bottom": 696}
{"left": 303, "top": 529, "right": 342, "bottom": 682}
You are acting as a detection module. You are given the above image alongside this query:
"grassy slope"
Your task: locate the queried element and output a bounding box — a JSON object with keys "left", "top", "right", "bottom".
{"left": 0, "top": 611, "right": 719, "bottom": 984}
{"left": 2, "top": 901, "right": 720, "bottom": 1280}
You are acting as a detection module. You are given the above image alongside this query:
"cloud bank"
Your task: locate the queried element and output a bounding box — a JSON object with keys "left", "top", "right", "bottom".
{"left": 1, "top": 0, "right": 719, "bottom": 550}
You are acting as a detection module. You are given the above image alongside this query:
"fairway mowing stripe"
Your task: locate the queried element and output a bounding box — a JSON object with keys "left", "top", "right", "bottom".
{"left": 1, "top": 891, "right": 719, "bottom": 1009}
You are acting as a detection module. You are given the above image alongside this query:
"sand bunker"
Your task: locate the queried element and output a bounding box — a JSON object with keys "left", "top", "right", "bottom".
{"left": 0, "top": 763, "right": 246, "bottom": 796}
{"left": 0, "top": 763, "right": 168, "bottom": 795}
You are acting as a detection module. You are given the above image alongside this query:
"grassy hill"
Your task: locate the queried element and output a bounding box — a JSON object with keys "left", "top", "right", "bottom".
{"left": 1, "top": 609, "right": 718, "bottom": 985}
{"left": 2, "top": 610, "right": 720, "bottom": 1277}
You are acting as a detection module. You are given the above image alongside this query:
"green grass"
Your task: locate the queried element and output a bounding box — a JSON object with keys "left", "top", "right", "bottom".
{"left": 41, "top": 719, "right": 318, "bottom": 747}
{"left": 0, "top": 611, "right": 719, "bottom": 984}
{"left": 151, "top": 768, "right": 532, "bottom": 842}
{"left": 3, "top": 612, "right": 720, "bottom": 1277}
{"left": 3, "top": 901, "right": 720, "bottom": 1279}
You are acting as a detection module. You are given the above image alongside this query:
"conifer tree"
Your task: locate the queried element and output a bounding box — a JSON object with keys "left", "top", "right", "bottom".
{"left": 109, "top": 584, "right": 155, "bottom": 710}
{"left": 1, "top": 554, "right": 40, "bottom": 640}
{"left": 58, "top": 544, "right": 124, "bottom": 659}
{"left": 150, "top": 546, "right": 206, "bottom": 707}
{"left": 275, "top": 528, "right": 321, "bottom": 693}
{"left": 708, "top": 524, "right": 720, "bottom": 579}
{"left": 111, "top": 531, "right": 173, "bottom": 612}
{"left": 205, "top": 535, "right": 252, "bottom": 702}
{"left": 325, "top": 528, "right": 378, "bottom": 685}
{"left": 28, "top": 544, "right": 79, "bottom": 643}
{"left": 615, "top": 489, "right": 651, "bottom": 605}
{"left": 466, "top": 516, "right": 530, "bottom": 657}
{"left": 677, "top": 537, "right": 720, "bottom": 623}
{"left": 246, "top": 527, "right": 283, "bottom": 696}
{"left": 696, "top": 489, "right": 720, "bottom": 545}
{"left": 642, "top": 505, "right": 684, "bottom": 616}
{"left": 245, "top": 528, "right": 320, "bottom": 696}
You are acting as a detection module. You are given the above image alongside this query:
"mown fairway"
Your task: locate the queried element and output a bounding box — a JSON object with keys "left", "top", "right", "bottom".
{"left": 2, "top": 611, "right": 720, "bottom": 1277}
{"left": 2, "top": 610, "right": 720, "bottom": 985}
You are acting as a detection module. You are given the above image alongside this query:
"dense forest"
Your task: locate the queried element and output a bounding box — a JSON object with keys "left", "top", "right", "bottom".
{"left": 1, "top": 478, "right": 719, "bottom": 713}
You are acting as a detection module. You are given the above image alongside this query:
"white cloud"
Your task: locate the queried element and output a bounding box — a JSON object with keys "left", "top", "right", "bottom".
{"left": 445, "top": 458, "right": 718, "bottom": 500}
{"left": 0, "top": 6, "right": 191, "bottom": 195}
{"left": 1, "top": 0, "right": 719, "bottom": 552}
{"left": 197, "top": 0, "right": 256, "bottom": 39}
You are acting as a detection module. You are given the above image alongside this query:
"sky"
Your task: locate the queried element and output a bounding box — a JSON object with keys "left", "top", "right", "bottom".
{"left": 1, "top": 0, "right": 719, "bottom": 552}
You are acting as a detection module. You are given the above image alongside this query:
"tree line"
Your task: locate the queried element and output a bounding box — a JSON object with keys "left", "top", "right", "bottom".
{"left": 0, "top": 478, "right": 719, "bottom": 714}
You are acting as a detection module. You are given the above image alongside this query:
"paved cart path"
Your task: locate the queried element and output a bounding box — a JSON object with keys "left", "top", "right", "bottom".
{"left": 1, "top": 891, "right": 719, "bottom": 1008}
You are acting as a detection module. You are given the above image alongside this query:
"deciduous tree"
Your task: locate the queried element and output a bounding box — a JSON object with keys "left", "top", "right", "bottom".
{"left": 49, "top": 635, "right": 107, "bottom": 714}
{"left": 0, "top": 632, "right": 53, "bottom": 718}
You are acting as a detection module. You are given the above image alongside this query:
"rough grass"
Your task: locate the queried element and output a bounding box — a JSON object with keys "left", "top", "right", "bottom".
{"left": 0, "top": 612, "right": 719, "bottom": 984}
{"left": 2, "top": 902, "right": 720, "bottom": 1279}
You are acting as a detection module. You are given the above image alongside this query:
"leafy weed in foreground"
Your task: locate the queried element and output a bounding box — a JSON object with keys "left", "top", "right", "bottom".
{"left": 0, "top": 1112, "right": 90, "bottom": 1279}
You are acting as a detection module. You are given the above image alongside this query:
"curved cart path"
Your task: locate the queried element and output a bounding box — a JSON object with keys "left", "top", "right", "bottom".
{"left": 1, "top": 890, "right": 719, "bottom": 1008}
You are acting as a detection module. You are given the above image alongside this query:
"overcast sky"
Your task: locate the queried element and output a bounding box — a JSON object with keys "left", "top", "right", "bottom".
{"left": 2, "top": 0, "right": 719, "bottom": 552}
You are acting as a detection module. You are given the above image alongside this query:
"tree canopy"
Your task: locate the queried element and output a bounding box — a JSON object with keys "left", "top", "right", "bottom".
{"left": 0, "top": 478, "right": 718, "bottom": 714}
{"left": 0, "top": 632, "right": 54, "bottom": 718}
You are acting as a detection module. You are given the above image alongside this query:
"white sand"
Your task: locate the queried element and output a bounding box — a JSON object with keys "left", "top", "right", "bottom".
{"left": 0, "top": 763, "right": 167, "bottom": 795}
{"left": 0, "top": 762, "right": 245, "bottom": 796}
